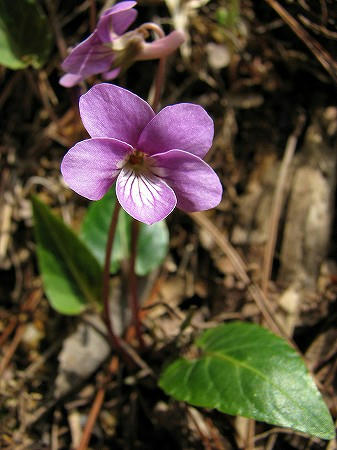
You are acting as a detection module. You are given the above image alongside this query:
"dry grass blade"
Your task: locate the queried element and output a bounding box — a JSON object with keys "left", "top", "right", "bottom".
{"left": 261, "top": 114, "right": 306, "bottom": 294}
{"left": 190, "top": 212, "right": 294, "bottom": 345}
{"left": 264, "top": 0, "right": 337, "bottom": 83}
{"left": 77, "top": 387, "right": 106, "bottom": 450}
{"left": 0, "top": 324, "right": 26, "bottom": 377}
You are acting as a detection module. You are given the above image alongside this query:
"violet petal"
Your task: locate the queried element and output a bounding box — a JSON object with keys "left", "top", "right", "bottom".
{"left": 98, "top": 2, "right": 138, "bottom": 41}
{"left": 61, "top": 32, "right": 113, "bottom": 77}
{"left": 136, "top": 31, "right": 185, "bottom": 60}
{"left": 152, "top": 149, "right": 222, "bottom": 211}
{"left": 80, "top": 83, "right": 155, "bottom": 146}
{"left": 59, "top": 73, "right": 83, "bottom": 87}
{"left": 61, "top": 138, "right": 133, "bottom": 200}
{"left": 116, "top": 169, "right": 177, "bottom": 224}
{"left": 102, "top": 67, "right": 121, "bottom": 80}
{"left": 137, "top": 103, "right": 214, "bottom": 158}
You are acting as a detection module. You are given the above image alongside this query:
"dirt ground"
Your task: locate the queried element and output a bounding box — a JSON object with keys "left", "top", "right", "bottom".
{"left": 0, "top": 0, "right": 337, "bottom": 448}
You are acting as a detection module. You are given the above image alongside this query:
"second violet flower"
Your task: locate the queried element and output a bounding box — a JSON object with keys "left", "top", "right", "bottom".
{"left": 60, "top": 1, "right": 184, "bottom": 87}
{"left": 61, "top": 83, "right": 222, "bottom": 225}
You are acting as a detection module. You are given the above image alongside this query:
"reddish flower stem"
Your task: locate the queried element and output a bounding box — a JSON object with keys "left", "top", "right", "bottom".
{"left": 152, "top": 56, "right": 166, "bottom": 112}
{"left": 125, "top": 24, "right": 168, "bottom": 347}
{"left": 130, "top": 219, "right": 144, "bottom": 348}
{"left": 142, "top": 23, "right": 167, "bottom": 112}
{"left": 102, "top": 201, "right": 122, "bottom": 351}
{"left": 89, "top": 0, "right": 97, "bottom": 32}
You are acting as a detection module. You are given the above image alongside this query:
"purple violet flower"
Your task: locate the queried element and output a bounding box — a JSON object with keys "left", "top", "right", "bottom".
{"left": 61, "top": 84, "right": 222, "bottom": 225}
{"left": 60, "top": 1, "right": 184, "bottom": 87}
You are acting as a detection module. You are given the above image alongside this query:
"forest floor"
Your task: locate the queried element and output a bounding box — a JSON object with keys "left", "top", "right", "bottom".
{"left": 0, "top": 0, "right": 337, "bottom": 449}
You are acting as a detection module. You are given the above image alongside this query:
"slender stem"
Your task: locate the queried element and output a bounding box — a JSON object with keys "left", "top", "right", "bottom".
{"left": 89, "top": 0, "right": 97, "bottom": 32}
{"left": 141, "top": 23, "right": 167, "bottom": 112}
{"left": 141, "top": 22, "right": 165, "bottom": 39}
{"left": 152, "top": 57, "right": 166, "bottom": 112}
{"left": 130, "top": 219, "right": 144, "bottom": 347}
{"left": 102, "top": 201, "right": 121, "bottom": 351}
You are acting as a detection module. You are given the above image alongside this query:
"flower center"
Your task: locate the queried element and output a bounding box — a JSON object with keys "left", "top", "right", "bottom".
{"left": 124, "top": 149, "right": 151, "bottom": 175}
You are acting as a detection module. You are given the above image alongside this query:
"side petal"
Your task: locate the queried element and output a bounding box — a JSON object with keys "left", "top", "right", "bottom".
{"left": 61, "top": 32, "right": 113, "bottom": 78}
{"left": 98, "top": 2, "right": 138, "bottom": 41}
{"left": 136, "top": 31, "right": 185, "bottom": 60}
{"left": 116, "top": 169, "right": 177, "bottom": 225}
{"left": 151, "top": 149, "right": 222, "bottom": 212}
{"left": 137, "top": 103, "right": 214, "bottom": 158}
{"left": 61, "top": 138, "right": 133, "bottom": 200}
{"left": 59, "top": 73, "right": 83, "bottom": 87}
{"left": 79, "top": 83, "right": 155, "bottom": 145}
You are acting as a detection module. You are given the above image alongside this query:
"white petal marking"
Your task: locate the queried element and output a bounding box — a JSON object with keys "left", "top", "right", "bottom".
{"left": 116, "top": 167, "right": 177, "bottom": 224}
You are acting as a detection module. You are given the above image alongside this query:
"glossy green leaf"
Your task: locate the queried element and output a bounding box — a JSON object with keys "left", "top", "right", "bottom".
{"left": 80, "top": 189, "right": 131, "bottom": 274}
{"left": 0, "top": 0, "right": 53, "bottom": 69}
{"left": 159, "top": 322, "right": 335, "bottom": 440}
{"left": 136, "top": 220, "right": 169, "bottom": 276}
{"left": 81, "top": 188, "right": 169, "bottom": 276}
{"left": 32, "top": 197, "right": 102, "bottom": 315}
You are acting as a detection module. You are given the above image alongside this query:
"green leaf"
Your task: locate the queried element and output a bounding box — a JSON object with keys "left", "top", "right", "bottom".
{"left": 0, "top": 0, "right": 53, "bottom": 69}
{"left": 81, "top": 188, "right": 169, "bottom": 276}
{"left": 32, "top": 197, "right": 102, "bottom": 315}
{"left": 159, "top": 322, "right": 335, "bottom": 440}
{"left": 80, "top": 189, "right": 131, "bottom": 274}
{"left": 136, "top": 220, "right": 169, "bottom": 276}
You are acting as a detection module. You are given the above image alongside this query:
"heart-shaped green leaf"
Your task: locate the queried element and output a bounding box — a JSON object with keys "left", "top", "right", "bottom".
{"left": 32, "top": 197, "right": 102, "bottom": 315}
{"left": 81, "top": 188, "right": 169, "bottom": 276}
{"left": 159, "top": 322, "right": 335, "bottom": 440}
{"left": 0, "top": 0, "right": 52, "bottom": 69}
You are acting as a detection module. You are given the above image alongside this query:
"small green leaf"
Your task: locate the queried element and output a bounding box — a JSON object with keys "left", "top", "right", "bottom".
{"left": 159, "top": 322, "right": 335, "bottom": 440}
{"left": 136, "top": 220, "right": 169, "bottom": 276}
{"left": 80, "top": 189, "right": 131, "bottom": 274}
{"left": 32, "top": 197, "right": 102, "bottom": 315}
{"left": 0, "top": 0, "right": 53, "bottom": 69}
{"left": 81, "top": 188, "right": 169, "bottom": 276}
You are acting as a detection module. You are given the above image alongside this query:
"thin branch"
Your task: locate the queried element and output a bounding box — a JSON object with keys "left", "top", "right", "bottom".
{"left": 0, "top": 324, "right": 26, "bottom": 377}
{"left": 261, "top": 114, "right": 305, "bottom": 294}
{"left": 45, "top": 0, "right": 68, "bottom": 59}
{"left": 77, "top": 387, "right": 105, "bottom": 450}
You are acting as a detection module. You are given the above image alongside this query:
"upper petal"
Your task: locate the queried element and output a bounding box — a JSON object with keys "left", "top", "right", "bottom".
{"left": 151, "top": 149, "right": 222, "bottom": 212}
{"left": 61, "top": 32, "right": 113, "bottom": 77}
{"left": 61, "top": 137, "right": 133, "bottom": 200}
{"left": 97, "top": 2, "right": 138, "bottom": 41}
{"left": 79, "top": 83, "right": 155, "bottom": 145}
{"left": 137, "top": 103, "right": 214, "bottom": 158}
{"left": 116, "top": 169, "right": 177, "bottom": 225}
